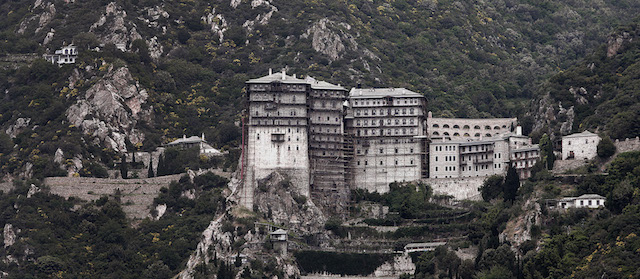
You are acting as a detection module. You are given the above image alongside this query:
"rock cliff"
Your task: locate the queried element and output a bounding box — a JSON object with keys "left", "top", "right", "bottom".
{"left": 66, "top": 65, "right": 151, "bottom": 153}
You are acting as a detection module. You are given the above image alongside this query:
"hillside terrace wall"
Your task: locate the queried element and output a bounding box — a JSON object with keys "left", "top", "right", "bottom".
{"left": 422, "top": 177, "right": 484, "bottom": 201}
{"left": 44, "top": 174, "right": 182, "bottom": 219}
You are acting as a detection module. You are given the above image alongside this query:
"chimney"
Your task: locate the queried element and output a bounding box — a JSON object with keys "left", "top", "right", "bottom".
{"left": 281, "top": 69, "right": 286, "bottom": 80}
{"left": 516, "top": 126, "right": 522, "bottom": 136}
{"left": 293, "top": 74, "right": 296, "bottom": 78}
{"left": 269, "top": 68, "right": 273, "bottom": 76}
{"left": 183, "top": 135, "right": 186, "bottom": 139}
{"left": 201, "top": 132, "right": 205, "bottom": 141}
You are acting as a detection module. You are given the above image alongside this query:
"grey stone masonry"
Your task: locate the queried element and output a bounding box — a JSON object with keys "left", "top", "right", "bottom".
{"left": 345, "top": 88, "right": 428, "bottom": 193}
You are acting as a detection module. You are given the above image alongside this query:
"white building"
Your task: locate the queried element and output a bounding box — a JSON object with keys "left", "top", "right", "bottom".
{"left": 165, "top": 134, "right": 223, "bottom": 156}
{"left": 562, "top": 131, "right": 601, "bottom": 160}
{"left": 555, "top": 194, "right": 606, "bottom": 209}
{"left": 44, "top": 44, "right": 78, "bottom": 65}
{"left": 429, "top": 127, "right": 539, "bottom": 179}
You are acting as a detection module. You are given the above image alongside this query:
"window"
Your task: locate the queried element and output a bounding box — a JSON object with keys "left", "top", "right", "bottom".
{"left": 380, "top": 161, "right": 383, "bottom": 165}
{"left": 380, "top": 148, "right": 384, "bottom": 154}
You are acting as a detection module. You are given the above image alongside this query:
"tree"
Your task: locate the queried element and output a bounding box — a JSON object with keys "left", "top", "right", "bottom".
{"left": 120, "top": 156, "right": 128, "bottom": 179}
{"left": 503, "top": 166, "right": 520, "bottom": 202}
{"left": 597, "top": 136, "right": 616, "bottom": 158}
{"left": 539, "top": 133, "right": 555, "bottom": 170}
{"left": 148, "top": 156, "right": 155, "bottom": 178}
{"left": 0, "top": 132, "right": 13, "bottom": 155}
{"left": 157, "top": 153, "right": 165, "bottom": 176}
{"left": 480, "top": 175, "right": 504, "bottom": 201}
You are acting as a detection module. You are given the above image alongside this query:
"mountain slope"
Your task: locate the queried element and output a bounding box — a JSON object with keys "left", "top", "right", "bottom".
{"left": 1, "top": 0, "right": 640, "bottom": 175}
{"left": 531, "top": 19, "right": 640, "bottom": 140}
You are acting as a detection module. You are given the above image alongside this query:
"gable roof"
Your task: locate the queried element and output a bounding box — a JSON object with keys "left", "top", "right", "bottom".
{"left": 564, "top": 131, "right": 599, "bottom": 139}
{"left": 167, "top": 136, "right": 204, "bottom": 145}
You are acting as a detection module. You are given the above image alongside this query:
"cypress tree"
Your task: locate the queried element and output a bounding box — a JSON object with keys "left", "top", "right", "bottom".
{"left": 148, "top": 156, "right": 155, "bottom": 178}
{"left": 120, "top": 155, "right": 128, "bottom": 179}
{"left": 157, "top": 153, "right": 165, "bottom": 176}
{"left": 503, "top": 165, "right": 520, "bottom": 202}
{"left": 539, "top": 133, "right": 555, "bottom": 170}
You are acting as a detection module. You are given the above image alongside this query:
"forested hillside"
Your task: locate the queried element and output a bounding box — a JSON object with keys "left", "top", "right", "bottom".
{"left": 532, "top": 19, "right": 640, "bottom": 140}
{"left": 1, "top": 0, "right": 640, "bottom": 176}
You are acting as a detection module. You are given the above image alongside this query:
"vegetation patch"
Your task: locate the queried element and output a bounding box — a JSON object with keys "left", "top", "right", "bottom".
{"left": 294, "top": 250, "right": 392, "bottom": 276}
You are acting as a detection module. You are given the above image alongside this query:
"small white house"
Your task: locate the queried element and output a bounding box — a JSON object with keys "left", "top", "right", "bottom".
{"left": 562, "top": 131, "right": 601, "bottom": 160}
{"left": 556, "top": 194, "right": 605, "bottom": 209}
{"left": 44, "top": 44, "right": 78, "bottom": 65}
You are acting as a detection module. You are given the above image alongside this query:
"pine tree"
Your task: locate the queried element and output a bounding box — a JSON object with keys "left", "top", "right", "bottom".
{"left": 147, "top": 156, "right": 155, "bottom": 178}
{"left": 120, "top": 156, "right": 128, "bottom": 179}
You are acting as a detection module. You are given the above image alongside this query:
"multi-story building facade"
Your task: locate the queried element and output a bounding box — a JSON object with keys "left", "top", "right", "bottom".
{"left": 344, "top": 88, "right": 428, "bottom": 193}
{"left": 307, "top": 77, "right": 349, "bottom": 214}
{"left": 242, "top": 70, "right": 347, "bottom": 210}
{"left": 429, "top": 128, "right": 539, "bottom": 179}
{"left": 242, "top": 70, "right": 313, "bottom": 209}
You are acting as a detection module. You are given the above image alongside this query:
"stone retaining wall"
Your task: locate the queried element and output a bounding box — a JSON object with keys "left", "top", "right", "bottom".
{"left": 44, "top": 174, "right": 182, "bottom": 219}
{"left": 422, "top": 177, "right": 484, "bottom": 201}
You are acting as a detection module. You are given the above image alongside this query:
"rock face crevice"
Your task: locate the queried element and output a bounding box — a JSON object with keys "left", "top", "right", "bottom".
{"left": 66, "top": 65, "right": 151, "bottom": 153}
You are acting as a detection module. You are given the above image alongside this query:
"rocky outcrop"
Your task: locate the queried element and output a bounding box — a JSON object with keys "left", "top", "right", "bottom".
{"left": 301, "top": 18, "right": 379, "bottom": 67}
{"left": 90, "top": 2, "right": 142, "bottom": 51}
{"left": 3, "top": 224, "right": 18, "bottom": 248}
{"left": 5, "top": 118, "right": 30, "bottom": 138}
{"left": 66, "top": 65, "right": 151, "bottom": 153}
{"left": 253, "top": 171, "right": 327, "bottom": 234}
{"left": 302, "top": 19, "right": 347, "bottom": 61}
{"left": 607, "top": 31, "right": 632, "bottom": 58}
{"left": 202, "top": 11, "right": 228, "bottom": 41}
{"left": 500, "top": 197, "right": 542, "bottom": 255}
{"left": 531, "top": 94, "right": 575, "bottom": 139}
{"left": 16, "top": 1, "right": 55, "bottom": 35}
{"left": 179, "top": 214, "right": 234, "bottom": 279}
{"left": 242, "top": 0, "right": 278, "bottom": 33}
